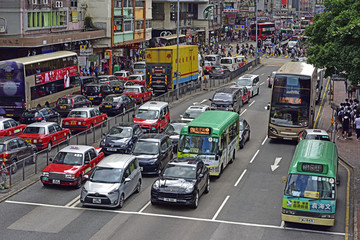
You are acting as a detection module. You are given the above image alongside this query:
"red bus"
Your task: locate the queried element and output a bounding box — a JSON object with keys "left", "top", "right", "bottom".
{"left": 250, "top": 22, "right": 276, "bottom": 41}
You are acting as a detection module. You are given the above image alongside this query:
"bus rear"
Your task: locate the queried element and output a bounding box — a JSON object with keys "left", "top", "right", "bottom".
{"left": 282, "top": 140, "right": 338, "bottom": 226}
{"left": 0, "top": 61, "right": 26, "bottom": 118}
{"left": 250, "top": 22, "right": 275, "bottom": 40}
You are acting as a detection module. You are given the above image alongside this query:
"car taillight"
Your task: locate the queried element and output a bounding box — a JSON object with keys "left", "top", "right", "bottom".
{"left": 71, "top": 98, "right": 74, "bottom": 107}
{"left": 20, "top": 117, "right": 24, "bottom": 121}
{"left": 99, "top": 93, "right": 102, "bottom": 97}
{"left": 3, "top": 152, "right": 9, "bottom": 161}
{"left": 35, "top": 118, "right": 43, "bottom": 121}
{"left": 221, "top": 70, "right": 224, "bottom": 72}
{"left": 99, "top": 104, "right": 103, "bottom": 107}
{"left": 116, "top": 104, "right": 121, "bottom": 107}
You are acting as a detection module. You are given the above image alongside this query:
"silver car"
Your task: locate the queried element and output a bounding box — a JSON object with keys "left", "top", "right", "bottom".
{"left": 80, "top": 154, "right": 142, "bottom": 208}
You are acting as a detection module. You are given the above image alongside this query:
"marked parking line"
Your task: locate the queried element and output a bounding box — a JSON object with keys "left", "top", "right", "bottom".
{"left": 240, "top": 109, "right": 247, "bottom": 116}
{"left": 249, "top": 100, "right": 255, "bottom": 107}
{"left": 139, "top": 201, "right": 151, "bottom": 213}
{"left": 261, "top": 136, "right": 268, "bottom": 145}
{"left": 234, "top": 169, "right": 247, "bottom": 187}
{"left": 65, "top": 196, "right": 80, "bottom": 207}
{"left": 71, "top": 200, "right": 80, "bottom": 208}
{"left": 212, "top": 195, "right": 230, "bottom": 220}
{"left": 4, "top": 200, "right": 345, "bottom": 236}
{"left": 260, "top": 82, "right": 265, "bottom": 86}
{"left": 250, "top": 150, "right": 260, "bottom": 163}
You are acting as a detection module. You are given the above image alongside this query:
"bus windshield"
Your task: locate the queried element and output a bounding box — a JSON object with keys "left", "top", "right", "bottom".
{"left": 178, "top": 135, "right": 218, "bottom": 155}
{"left": 284, "top": 174, "right": 335, "bottom": 200}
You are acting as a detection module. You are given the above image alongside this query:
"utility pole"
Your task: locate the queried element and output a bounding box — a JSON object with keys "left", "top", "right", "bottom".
{"left": 176, "top": 0, "right": 180, "bottom": 100}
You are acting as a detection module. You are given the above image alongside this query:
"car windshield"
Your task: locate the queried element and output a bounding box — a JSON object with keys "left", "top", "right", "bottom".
{"left": 0, "top": 144, "right": 5, "bottom": 153}
{"left": 68, "top": 111, "right": 88, "bottom": 118}
{"left": 98, "top": 78, "right": 110, "bottom": 83}
{"left": 107, "top": 127, "right": 132, "bottom": 138}
{"left": 52, "top": 152, "right": 83, "bottom": 165}
{"left": 85, "top": 86, "right": 99, "bottom": 94}
{"left": 205, "top": 56, "right": 216, "bottom": 61}
{"left": 270, "top": 106, "right": 309, "bottom": 127}
{"left": 237, "top": 78, "right": 252, "bottom": 86}
{"left": 123, "top": 88, "right": 139, "bottom": 93}
{"left": 22, "top": 111, "right": 40, "bottom": 118}
{"left": 221, "top": 59, "right": 232, "bottom": 64}
{"left": 90, "top": 167, "right": 123, "bottom": 183}
{"left": 134, "top": 64, "right": 145, "bottom": 69}
{"left": 23, "top": 126, "right": 45, "bottom": 134}
{"left": 178, "top": 135, "right": 219, "bottom": 155}
{"left": 135, "top": 109, "right": 159, "bottom": 119}
{"left": 306, "top": 134, "right": 330, "bottom": 141}
{"left": 162, "top": 164, "right": 196, "bottom": 179}
{"left": 284, "top": 174, "right": 335, "bottom": 200}
{"left": 133, "top": 141, "right": 159, "bottom": 155}
{"left": 183, "top": 109, "right": 204, "bottom": 119}
{"left": 166, "top": 123, "right": 186, "bottom": 134}
{"left": 213, "top": 92, "right": 233, "bottom": 102}
{"left": 57, "top": 98, "right": 71, "bottom": 105}
{"left": 115, "top": 72, "right": 125, "bottom": 77}
{"left": 104, "top": 96, "right": 122, "bottom": 103}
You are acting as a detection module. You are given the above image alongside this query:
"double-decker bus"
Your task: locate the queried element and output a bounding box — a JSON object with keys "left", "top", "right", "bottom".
{"left": 177, "top": 110, "right": 239, "bottom": 177}
{"left": 268, "top": 62, "right": 317, "bottom": 140}
{"left": 282, "top": 139, "right": 338, "bottom": 226}
{"left": 250, "top": 22, "right": 275, "bottom": 40}
{"left": 0, "top": 51, "right": 80, "bottom": 118}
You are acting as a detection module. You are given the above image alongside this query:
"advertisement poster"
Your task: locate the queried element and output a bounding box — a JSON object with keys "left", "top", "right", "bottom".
{"left": 35, "top": 65, "right": 78, "bottom": 86}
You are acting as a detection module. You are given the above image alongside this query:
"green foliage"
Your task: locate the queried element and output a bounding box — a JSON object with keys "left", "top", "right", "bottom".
{"left": 305, "top": 0, "right": 360, "bottom": 85}
{"left": 84, "top": 16, "right": 97, "bottom": 30}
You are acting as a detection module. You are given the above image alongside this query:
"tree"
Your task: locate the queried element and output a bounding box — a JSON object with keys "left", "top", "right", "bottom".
{"left": 305, "top": 0, "right": 360, "bottom": 85}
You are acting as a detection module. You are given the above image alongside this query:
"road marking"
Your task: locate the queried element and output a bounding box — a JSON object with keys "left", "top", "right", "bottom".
{"left": 261, "top": 73, "right": 265, "bottom": 76}
{"left": 234, "top": 169, "right": 247, "bottom": 187}
{"left": 260, "top": 82, "right": 264, "bottom": 86}
{"left": 139, "top": 201, "right": 151, "bottom": 213}
{"left": 4, "top": 200, "right": 345, "bottom": 236}
{"left": 249, "top": 150, "right": 260, "bottom": 163}
{"left": 239, "top": 109, "right": 247, "bottom": 116}
{"left": 200, "top": 99, "right": 208, "bottom": 104}
{"left": 314, "top": 77, "right": 330, "bottom": 128}
{"left": 71, "top": 200, "right": 80, "bottom": 207}
{"left": 212, "top": 195, "right": 230, "bottom": 220}
{"left": 339, "top": 160, "right": 351, "bottom": 240}
{"left": 270, "top": 157, "right": 282, "bottom": 171}
{"left": 280, "top": 221, "right": 285, "bottom": 228}
{"left": 249, "top": 100, "right": 255, "bottom": 107}
{"left": 65, "top": 196, "right": 80, "bottom": 207}
{"left": 261, "top": 135, "right": 268, "bottom": 145}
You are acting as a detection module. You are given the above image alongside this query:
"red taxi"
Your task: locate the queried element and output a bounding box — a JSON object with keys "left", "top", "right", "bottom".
{"left": 236, "top": 56, "right": 246, "bottom": 67}
{"left": 0, "top": 117, "right": 26, "bottom": 137}
{"left": 62, "top": 107, "right": 107, "bottom": 132}
{"left": 127, "top": 74, "right": 146, "bottom": 85}
{"left": 133, "top": 101, "right": 170, "bottom": 133}
{"left": 239, "top": 86, "right": 251, "bottom": 104}
{"left": 114, "top": 71, "right": 131, "bottom": 80}
{"left": 40, "top": 145, "right": 105, "bottom": 188}
{"left": 203, "top": 63, "right": 213, "bottom": 74}
{"left": 19, "top": 122, "right": 71, "bottom": 150}
{"left": 122, "top": 85, "right": 152, "bottom": 104}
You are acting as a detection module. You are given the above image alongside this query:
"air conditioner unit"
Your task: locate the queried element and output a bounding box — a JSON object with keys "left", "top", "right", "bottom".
{"left": 55, "top": 1, "right": 63, "bottom": 8}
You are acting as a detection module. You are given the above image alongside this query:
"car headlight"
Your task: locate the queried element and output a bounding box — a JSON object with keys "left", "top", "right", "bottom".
{"left": 152, "top": 181, "right": 160, "bottom": 190}
{"left": 42, "top": 172, "right": 49, "bottom": 177}
{"left": 65, "top": 174, "right": 75, "bottom": 179}
{"left": 33, "top": 140, "right": 37, "bottom": 143}
{"left": 108, "top": 189, "right": 119, "bottom": 195}
{"left": 184, "top": 184, "right": 194, "bottom": 193}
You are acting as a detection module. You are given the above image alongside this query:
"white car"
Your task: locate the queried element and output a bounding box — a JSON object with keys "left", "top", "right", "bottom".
{"left": 298, "top": 129, "right": 331, "bottom": 143}
{"left": 180, "top": 105, "right": 210, "bottom": 122}
{"left": 236, "top": 74, "right": 260, "bottom": 97}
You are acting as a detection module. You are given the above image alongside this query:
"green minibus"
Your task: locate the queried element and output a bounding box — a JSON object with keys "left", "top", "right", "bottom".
{"left": 282, "top": 139, "right": 338, "bottom": 226}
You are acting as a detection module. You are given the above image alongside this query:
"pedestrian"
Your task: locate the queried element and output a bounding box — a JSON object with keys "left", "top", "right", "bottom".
{"left": 348, "top": 84, "right": 353, "bottom": 98}
{"left": 342, "top": 108, "right": 351, "bottom": 139}
{"left": 354, "top": 114, "right": 360, "bottom": 140}
{"left": 89, "top": 65, "right": 94, "bottom": 76}
{"left": 95, "top": 64, "right": 99, "bottom": 78}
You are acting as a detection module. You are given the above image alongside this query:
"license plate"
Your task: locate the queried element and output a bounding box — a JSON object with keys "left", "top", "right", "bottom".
{"left": 52, "top": 179, "right": 60, "bottom": 184}
{"left": 300, "top": 218, "right": 315, "bottom": 223}
{"left": 42, "top": 177, "right": 48, "bottom": 181}
{"left": 6, "top": 114, "right": 13, "bottom": 117}
{"left": 60, "top": 106, "right": 66, "bottom": 109}
{"left": 115, "top": 88, "right": 119, "bottom": 90}
{"left": 213, "top": 71, "right": 219, "bottom": 73}
{"left": 163, "top": 198, "right": 177, "bottom": 202}
{"left": 283, "top": 137, "right": 292, "bottom": 140}
{"left": 105, "top": 105, "right": 112, "bottom": 108}
{"left": 25, "top": 139, "right": 31, "bottom": 143}
{"left": 93, "top": 198, "right": 101, "bottom": 204}
{"left": 107, "top": 148, "right": 117, "bottom": 152}
{"left": 71, "top": 121, "right": 77, "bottom": 125}
{"left": 89, "top": 97, "right": 94, "bottom": 100}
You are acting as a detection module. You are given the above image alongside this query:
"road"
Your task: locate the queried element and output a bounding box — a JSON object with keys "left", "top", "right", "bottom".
{"left": 0, "top": 57, "right": 350, "bottom": 240}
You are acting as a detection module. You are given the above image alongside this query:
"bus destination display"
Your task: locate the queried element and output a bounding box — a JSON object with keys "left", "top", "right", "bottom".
{"left": 189, "top": 127, "right": 211, "bottom": 135}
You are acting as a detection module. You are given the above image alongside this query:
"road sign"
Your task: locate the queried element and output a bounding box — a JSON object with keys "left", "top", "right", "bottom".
{"left": 0, "top": 161, "right": 9, "bottom": 175}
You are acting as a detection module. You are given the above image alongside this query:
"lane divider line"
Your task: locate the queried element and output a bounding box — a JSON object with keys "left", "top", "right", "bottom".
{"left": 250, "top": 150, "right": 260, "bottom": 164}
{"left": 212, "top": 195, "right": 230, "bottom": 220}
{"left": 240, "top": 109, "right": 247, "bottom": 116}
{"left": 249, "top": 100, "right": 255, "bottom": 107}
{"left": 234, "top": 169, "right": 247, "bottom": 187}
{"left": 261, "top": 136, "right": 268, "bottom": 145}
{"left": 139, "top": 201, "right": 151, "bottom": 213}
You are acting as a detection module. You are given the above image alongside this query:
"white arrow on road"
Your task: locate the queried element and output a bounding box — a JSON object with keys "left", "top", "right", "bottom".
{"left": 271, "top": 157, "right": 282, "bottom": 171}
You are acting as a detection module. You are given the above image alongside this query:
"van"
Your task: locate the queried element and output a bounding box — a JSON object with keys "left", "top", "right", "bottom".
{"left": 204, "top": 55, "right": 220, "bottom": 66}
{"left": 209, "top": 87, "right": 242, "bottom": 113}
{"left": 220, "top": 57, "right": 238, "bottom": 72}
{"left": 133, "top": 101, "right": 170, "bottom": 133}
{"left": 80, "top": 154, "right": 142, "bottom": 208}
{"left": 236, "top": 74, "right": 260, "bottom": 97}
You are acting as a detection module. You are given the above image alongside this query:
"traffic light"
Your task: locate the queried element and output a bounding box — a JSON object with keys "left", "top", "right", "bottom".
{"left": 257, "top": 39, "right": 262, "bottom": 48}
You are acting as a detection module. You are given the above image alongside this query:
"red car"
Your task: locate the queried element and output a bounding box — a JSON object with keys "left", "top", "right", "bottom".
{"left": 40, "top": 145, "right": 105, "bottom": 188}
{"left": 62, "top": 107, "right": 107, "bottom": 132}
{"left": 203, "top": 64, "right": 213, "bottom": 74}
{"left": 19, "top": 122, "right": 71, "bottom": 150}
{"left": 127, "top": 74, "right": 146, "bottom": 85}
{"left": 239, "top": 86, "right": 251, "bottom": 105}
{"left": 122, "top": 85, "right": 152, "bottom": 104}
{"left": 0, "top": 117, "right": 26, "bottom": 137}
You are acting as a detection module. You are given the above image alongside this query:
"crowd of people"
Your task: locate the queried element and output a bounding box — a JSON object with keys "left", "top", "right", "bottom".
{"left": 336, "top": 98, "right": 360, "bottom": 140}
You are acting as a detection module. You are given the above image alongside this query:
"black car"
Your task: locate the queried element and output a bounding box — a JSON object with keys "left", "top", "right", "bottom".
{"left": 54, "top": 95, "right": 92, "bottom": 117}
{"left": 100, "top": 123, "right": 143, "bottom": 155}
{"left": 209, "top": 65, "right": 230, "bottom": 79}
{"left": 99, "top": 94, "right": 136, "bottom": 116}
{"left": 132, "top": 134, "right": 173, "bottom": 175}
{"left": 97, "top": 76, "right": 134, "bottom": 94}
{"left": 239, "top": 118, "right": 250, "bottom": 149}
{"left": 0, "top": 136, "right": 37, "bottom": 174}
{"left": 164, "top": 120, "right": 188, "bottom": 153}
{"left": 209, "top": 87, "right": 242, "bottom": 114}
{"left": 19, "top": 108, "right": 61, "bottom": 125}
{"left": 84, "top": 83, "right": 114, "bottom": 105}
{"left": 151, "top": 157, "right": 210, "bottom": 208}
{"left": 80, "top": 76, "right": 97, "bottom": 95}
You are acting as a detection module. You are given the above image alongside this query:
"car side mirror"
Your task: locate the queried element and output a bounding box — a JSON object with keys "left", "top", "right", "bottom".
{"left": 103, "top": 133, "right": 106, "bottom": 136}
{"left": 124, "top": 177, "right": 131, "bottom": 183}
{"left": 84, "top": 175, "right": 89, "bottom": 180}
{"left": 282, "top": 176, "right": 287, "bottom": 184}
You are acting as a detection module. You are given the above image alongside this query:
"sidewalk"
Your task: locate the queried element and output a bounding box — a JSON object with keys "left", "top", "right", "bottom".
{"left": 317, "top": 79, "right": 360, "bottom": 239}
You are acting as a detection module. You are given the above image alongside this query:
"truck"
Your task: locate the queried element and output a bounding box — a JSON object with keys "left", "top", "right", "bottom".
{"left": 145, "top": 45, "right": 199, "bottom": 95}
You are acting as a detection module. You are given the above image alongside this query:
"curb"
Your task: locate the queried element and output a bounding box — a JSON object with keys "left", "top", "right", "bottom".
{"left": 0, "top": 174, "right": 40, "bottom": 203}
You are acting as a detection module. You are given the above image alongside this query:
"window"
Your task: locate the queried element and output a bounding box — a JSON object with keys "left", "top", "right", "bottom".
{"left": 3, "top": 121, "right": 11, "bottom": 129}
{"left": 136, "top": 20, "right": 144, "bottom": 30}
{"left": 27, "top": 11, "right": 67, "bottom": 29}
{"left": 9, "top": 119, "right": 18, "bottom": 127}
{"left": 122, "top": 167, "right": 131, "bottom": 182}
{"left": 135, "top": 0, "right": 144, "bottom": 7}
{"left": 17, "top": 139, "right": 27, "bottom": 148}
{"left": 114, "top": 0, "right": 122, "bottom": 8}
{"left": 8, "top": 140, "right": 18, "bottom": 150}
{"left": 124, "top": 20, "right": 133, "bottom": 31}
{"left": 124, "top": 0, "right": 133, "bottom": 8}
{"left": 146, "top": 20, "right": 151, "bottom": 29}
{"left": 84, "top": 152, "right": 90, "bottom": 163}
{"left": 161, "top": 140, "right": 167, "bottom": 151}
{"left": 221, "top": 133, "right": 227, "bottom": 150}
{"left": 48, "top": 125, "right": 56, "bottom": 134}
{"left": 129, "top": 160, "right": 136, "bottom": 172}
{"left": 89, "top": 110, "right": 96, "bottom": 118}
{"left": 54, "top": 124, "right": 62, "bottom": 132}
{"left": 89, "top": 148, "right": 97, "bottom": 159}
{"left": 70, "top": 0, "right": 77, "bottom": 7}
